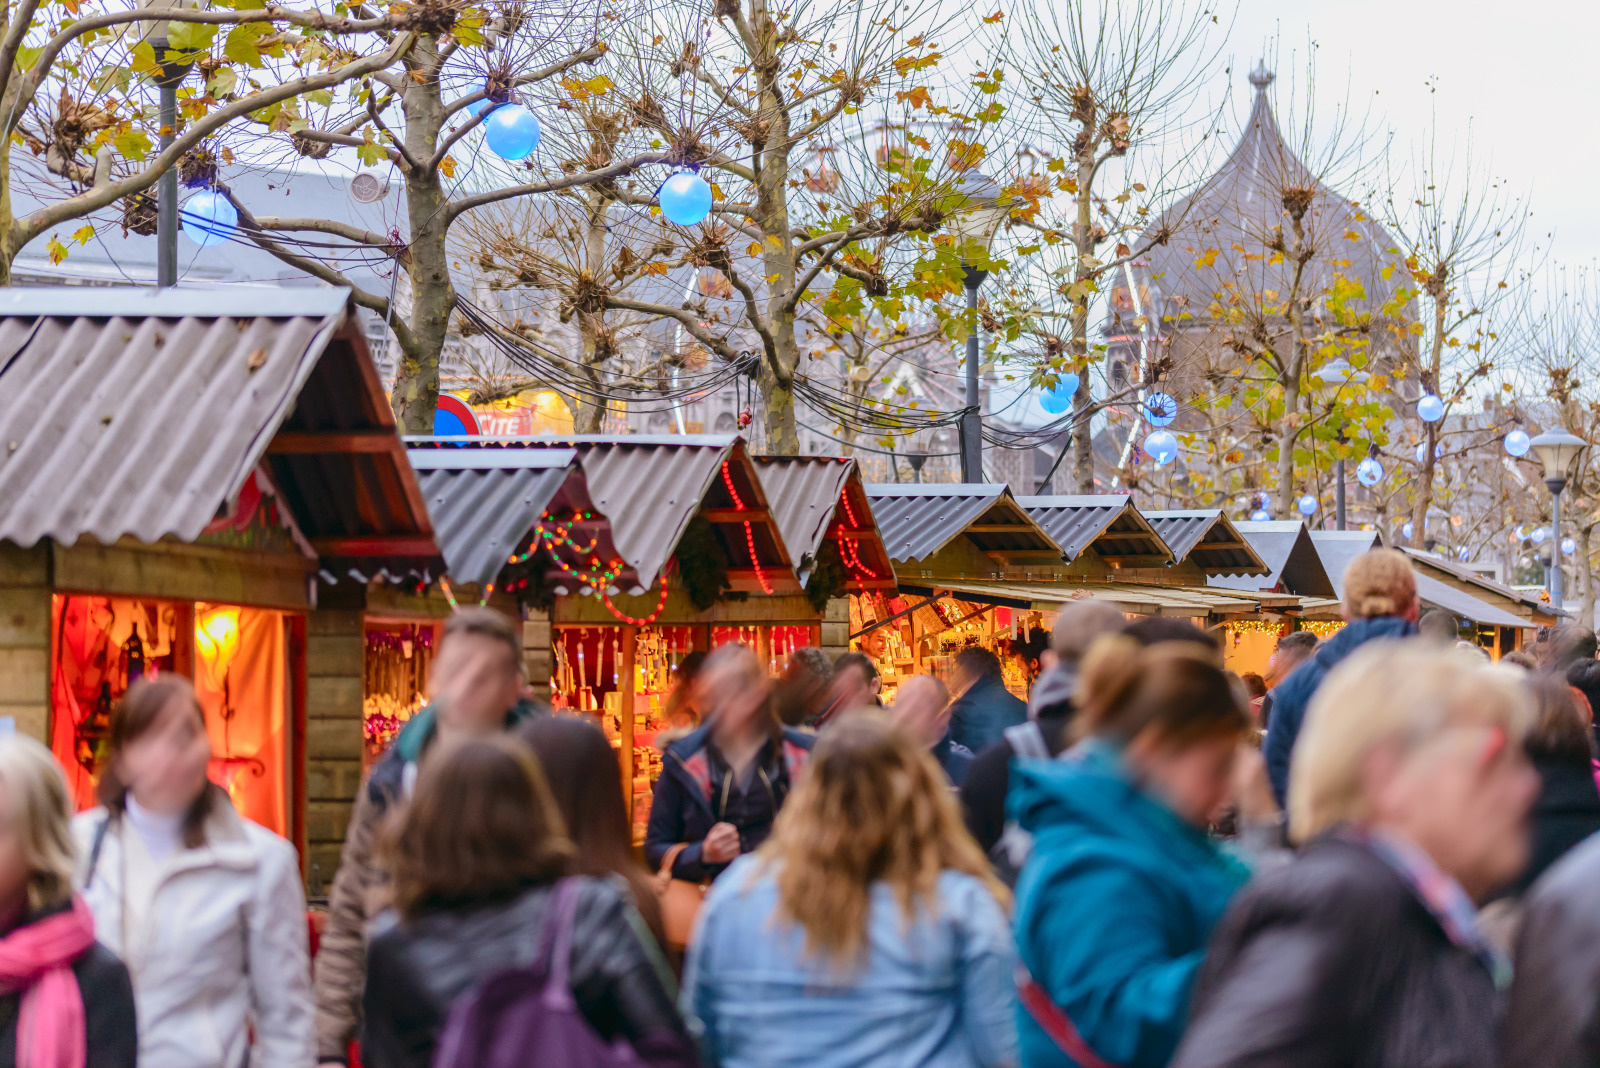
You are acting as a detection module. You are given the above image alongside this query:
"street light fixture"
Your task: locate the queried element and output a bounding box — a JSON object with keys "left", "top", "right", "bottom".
{"left": 138, "top": 0, "right": 200, "bottom": 288}
{"left": 1311, "top": 358, "right": 1369, "bottom": 530}
{"left": 949, "top": 170, "right": 1007, "bottom": 483}
{"left": 1528, "top": 428, "right": 1587, "bottom": 604}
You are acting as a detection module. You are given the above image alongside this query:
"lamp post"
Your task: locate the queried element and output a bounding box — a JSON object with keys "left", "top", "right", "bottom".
{"left": 141, "top": 0, "right": 199, "bottom": 288}
{"left": 948, "top": 170, "right": 1007, "bottom": 483}
{"left": 1311, "top": 358, "right": 1368, "bottom": 530}
{"left": 1528, "top": 429, "right": 1587, "bottom": 605}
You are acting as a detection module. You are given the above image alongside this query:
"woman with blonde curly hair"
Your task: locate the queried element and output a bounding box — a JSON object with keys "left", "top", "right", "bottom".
{"left": 683, "top": 713, "right": 1016, "bottom": 1067}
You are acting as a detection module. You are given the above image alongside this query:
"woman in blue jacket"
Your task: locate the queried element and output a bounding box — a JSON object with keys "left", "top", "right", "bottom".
{"left": 1011, "top": 636, "right": 1256, "bottom": 1068}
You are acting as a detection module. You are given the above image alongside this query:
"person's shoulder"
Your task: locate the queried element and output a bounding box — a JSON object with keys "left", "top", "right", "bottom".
{"left": 1527, "top": 832, "right": 1600, "bottom": 921}
{"left": 70, "top": 807, "right": 110, "bottom": 848}
{"left": 365, "top": 745, "right": 407, "bottom": 805}
{"left": 1230, "top": 836, "right": 1408, "bottom": 929}
{"left": 781, "top": 726, "right": 817, "bottom": 751}
{"left": 239, "top": 818, "right": 304, "bottom": 871}
{"left": 74, "top": 940, "right": 132, "bottom": 994}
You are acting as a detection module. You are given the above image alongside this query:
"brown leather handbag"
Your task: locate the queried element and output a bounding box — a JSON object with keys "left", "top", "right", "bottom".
{"left": 654, "top": 842, "right": 709, "bottom": 950}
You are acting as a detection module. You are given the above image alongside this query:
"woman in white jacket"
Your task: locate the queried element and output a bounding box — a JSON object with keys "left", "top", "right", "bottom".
{"left": 73, "top": 675, "right": 314, "bottom": 1068}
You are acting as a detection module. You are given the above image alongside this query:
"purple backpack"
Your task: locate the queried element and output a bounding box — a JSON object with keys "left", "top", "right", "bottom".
{"left": 432, "top": 878, "right": 643, "bottom": 1068}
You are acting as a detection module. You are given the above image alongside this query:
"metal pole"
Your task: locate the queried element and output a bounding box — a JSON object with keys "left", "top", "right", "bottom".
{"left": 1552, "top": 486, "right": 1564, "bottom": 605}
{"left": 1335, "top": 458, "right": 1347, "bottom": 531}
{"left": 961, "top": 267, "right": 985, "bottom": 482}
{"left": 157, "top": 83, "right": 177, "bottom": 288}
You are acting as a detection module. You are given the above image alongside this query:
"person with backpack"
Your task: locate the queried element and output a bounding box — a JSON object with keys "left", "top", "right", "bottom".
{"left": 361, "top": 734, "right": 696, "bottom": 1068}
{"left": 1012, "top": 635, "right": 1256, "bottom": 1068}
{"left": 73, "top": 675, "right": 313, "bottom": 1068}
{"left": 1261, "top": 549, "right": 1420, "bottom": 807}
{"left": 316, "top": 607, "right": 548, "bottom": 1065}
{"left": 684, "top": 714, "right": 1016, "bottom": 1067}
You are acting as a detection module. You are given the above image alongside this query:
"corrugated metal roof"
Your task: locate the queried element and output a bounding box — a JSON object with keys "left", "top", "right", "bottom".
{"left": 405, "top": 435, "right": 779, "bottom": 589}
{"left": 1403, "top": 548, "right": 1560, "bottom": 622}
{"left": 1211, "top": 521, "right": 1336, "bottom": 597}
{"left": 1015, "top": 495, "right": 1173, "bottom": 563}
{"left": 896, "top": 579, "right": 1267, "bottom": 617}
{"left": 1143, "top": 510, "right": 1269, "bottom": 576}
{"left": 753, "top": 456, "right": 854, "bottom": 570}
{"left": 865, "top": 484, "right": 1063, "bottom": 563}
{"left": 0, "top": 289, "right": 404, "bottom": 548}
{"left": 409, "top": 449, "right": 576, "bottom": 586}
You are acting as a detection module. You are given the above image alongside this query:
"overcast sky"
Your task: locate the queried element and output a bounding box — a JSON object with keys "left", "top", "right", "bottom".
{"left": 1224, "top": 0, "right": 1591, "bottom": 265}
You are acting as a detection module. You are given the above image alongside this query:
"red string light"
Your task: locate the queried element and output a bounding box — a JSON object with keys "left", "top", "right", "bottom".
{"left": 721, "top": 461, "right": 773, "bottom": 594}
{"left": 835, "top": 489, "right": 878, "bottom": 580}
{"left": 603, "top": 574, "right": 671, "bottom": 625}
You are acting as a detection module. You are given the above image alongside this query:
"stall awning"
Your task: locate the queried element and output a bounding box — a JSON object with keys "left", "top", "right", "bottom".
{"left": 1014, "top": 495, "right": 1173, "bottom": 565}
{"left": 1307, "top": 531, "right": 1382, "bottom": 599}
{"left": 408, "top": 449, "right": 577, "bottom": 587}
{"left": 894, "top": 579, "right": 1273, "bottom": 617}
{"left": 866, "top": 484, "right": 1064, "bottom": 565}
{"left": 1143, "top": 510, "right": 1270, "bottom": 576}
{"left": 0, "top": 287, "right": 433, "bottom": 555}
{"left": 1415, "top": 572, "right": 1537, "bottom": 630}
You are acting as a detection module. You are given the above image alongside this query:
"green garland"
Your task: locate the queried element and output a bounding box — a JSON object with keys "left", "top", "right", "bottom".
{"left": 676, "top": 515, "right": 737, "bottom": 610}
{"left": 804, "top": 539, "right": 847, "bottom": 614}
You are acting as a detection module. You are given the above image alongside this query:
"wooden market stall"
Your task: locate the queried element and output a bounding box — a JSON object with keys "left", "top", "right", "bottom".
{"left": 0, "top": 288, "right": 434, "bottom": 874}
{"left": 1209, "top": 520, "right": 1339, "bottom": 674}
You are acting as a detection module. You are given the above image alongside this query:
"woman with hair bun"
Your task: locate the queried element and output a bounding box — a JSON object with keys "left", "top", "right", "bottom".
{"left": 1011, "top": 636, "right": 1256, "bottom": 1068}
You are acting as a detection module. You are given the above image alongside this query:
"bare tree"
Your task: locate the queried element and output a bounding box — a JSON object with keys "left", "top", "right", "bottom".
{"left": 1012, "top": 0, "right": 1232, "bottom": 490}
{"left": 1378, "top": 120, "right": 1534, "bottom": 548}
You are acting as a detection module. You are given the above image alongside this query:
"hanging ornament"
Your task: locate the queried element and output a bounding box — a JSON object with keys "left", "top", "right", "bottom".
{"left": 657, "top": 170, "right": 713, "bottom": 226}
{"left": 1401, "top": 521, "right": 1415, "bottom": 540}
{"left": 1250, "top": 509, "right": 1271, "bottom": 522}
{"left": 1296, "top": 495, "right": 1318, "bottom": 516}
{"left": 1142, "top": 391, "right": 1178, "bottom": 427}
{"left": 1563, "top": 536, "right": 1578, "bottom": 555}
{"left": 1457, "top": 547, "right": 1471, "bottom": 561}
{"left": 1504, "top": 429, "right": 1531, "bottom": 457}
{"left": 1040, "top": 371, "right": 1080, "bottom": 415}
{"left": 1143, "top": 429, "right": 1179, "bottom": 466}
{"left": 736, "top": 408, "right": 752, "bottom": 429}
{"left": 1355, "top": 457, "right": 1384, "bottom": 487}
{"left": 483, "top": 103, "right": 542, "bottom": 160}
{"left": 1515, "top": 526, "right": 1531, "bottom": 541}
{"left": 1414, "top": 442, "right": 1444, "bottom": 464}
{"left": 1531, "top": 526, "right": 1551, "bottom": 545}
{"left": 181, "top": 189, "right": 238, "bottom": 247}
{"left": 1417, "top": 394, "right": 1445, "bottom": 423}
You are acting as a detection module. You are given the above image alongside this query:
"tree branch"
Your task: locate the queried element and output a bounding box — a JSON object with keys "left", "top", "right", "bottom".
{"left": 446, "top": 151, "right": 672, "bottom": 220}
{"left": 248, "top": 216, "right": 395, "bottom": 247}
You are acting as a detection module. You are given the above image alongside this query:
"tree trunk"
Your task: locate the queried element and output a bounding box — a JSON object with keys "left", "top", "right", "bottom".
{"left": 388, "top": 39, "right": 457, "bottom": 434}
{"left": 1411, "top": 296, "right": 1447, "bottom": 548}
{"left": 574, "top": 312, "right": 606, "bottom": 432}
{"left": 1071, "top": 162, "right": 1095, "bottom": 492}
{"left": 1576, "top": 523, "right": 1595, "bottom": 632}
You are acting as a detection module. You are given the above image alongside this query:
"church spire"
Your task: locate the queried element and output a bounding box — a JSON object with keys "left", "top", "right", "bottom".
{"left": 1248, "top": 60, "right": 1274, "bottom": 92}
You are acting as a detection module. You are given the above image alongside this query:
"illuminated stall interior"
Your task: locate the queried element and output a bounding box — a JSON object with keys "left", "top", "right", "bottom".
{"left": 361, "top": 621, "right": 437, "bottom": 765}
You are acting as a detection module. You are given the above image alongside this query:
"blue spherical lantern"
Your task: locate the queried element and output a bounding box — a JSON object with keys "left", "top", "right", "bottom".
{"left": 1356, "top": 457, "right": 1384, "bottom": 487}
{"left": 181, "top": 189, "right": 237, "bottom": 247}
{"left": 1039, "top": 370, "right": 1080, "bottom": 414}
{"left": 1414, "top": 442, "right": 1444, "bottom": 465}
{"left": 1532, "top": 526, "right": 1551, "bottom": 545}
{"left": 1505, "top": 429, "right": 1531, "bottom": 457}
{"left": 658, "top": 170, "right": 712, "bottom": 226}
{"left": 1296, "top": 494, "right": 1317, "bottom": 516}
{"left": 1250, "top": 508, "right": 1271, "bottom": 522}
{"left": 1562, "top": 536, "right": 1578, "bottom": 556}
{"left": 1144, "top": 429, "right": 1178, "bottom": 466}
{"left": 1457, "top": 547, "right": 1471, "bottom": 561}
{"left": 1142, "top": 391, "right": 1178, "bottom": 427}
{"left": 483, "top": 103, "right": 541, "bottom": 160}
{"left": 1515, "top": 525, "right": 1531, "bottom": 541}
{"left": 1401, "top": 521, "right": 1415, "bottom": 540}
{"left": 1417, "top": 394, "right": 1445, "bottom": 423}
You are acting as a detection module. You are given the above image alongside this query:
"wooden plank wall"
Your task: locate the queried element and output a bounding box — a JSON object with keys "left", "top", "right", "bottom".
{"left": 0, "top": 544, "right": 50, "bottom": 742}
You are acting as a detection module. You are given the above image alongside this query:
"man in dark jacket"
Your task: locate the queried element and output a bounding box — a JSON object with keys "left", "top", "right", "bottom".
{"left": 1503, "top": 832, "right": 1600, "bottom": 1067}
{"left": 1262, "top": 548, "right": 1420, "bottom": 807}
{"left": 315, "top": 607, "right": 547, "bottom": 1066}
{"left": 890, "top": 674, "right": 972, "bottom": 785}
{"left": 945, "top": 646, "right": 1027, "bottom": 754}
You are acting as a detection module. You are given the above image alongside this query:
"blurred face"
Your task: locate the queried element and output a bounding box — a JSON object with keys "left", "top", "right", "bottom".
{"left": 1265, "top": 646, "right": 1307, "bottom": 688}
{"left": 703, "top": 655, "right": 770, "bottom": 735}
{"left": 115, "top": 695, "right": 212, "bottom": 816}
{"left": 891, "top": 677, "right": 950, "bottom": 748}
{"left": 828, "top": 663, "right": 879, "bottom": 711}
{"left": 1126, "top": 729, "right": 1241, "bottom": 828}
{"left": 1367, "top": 722, "right": 1540, "bottom": 901}
{"left": 429, "top": 632, "right": 523, "bottom": 735}
{"left": 0, "top": 780, "right": 30, "bottom": 909}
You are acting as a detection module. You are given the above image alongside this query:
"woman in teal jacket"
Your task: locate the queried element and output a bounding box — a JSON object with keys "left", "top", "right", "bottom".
{"left": 1011, "top": 636, "right": 1257, "bottom": 1068}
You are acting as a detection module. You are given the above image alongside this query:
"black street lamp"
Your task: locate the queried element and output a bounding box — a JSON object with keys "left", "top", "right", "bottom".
{"left": 1528, "top": 428, "right": 1587, "bottom": 604}
{"left": 948, "top": 170, "right": 1007, "bottom": 483}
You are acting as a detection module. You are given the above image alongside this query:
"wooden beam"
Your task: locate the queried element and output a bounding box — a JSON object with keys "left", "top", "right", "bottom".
{"left": 311, "top": 536, "right": 439, "bottom": 556}
{"left": 702, "top": 509, "right": 774, "bottom": 524}
{"left": 851, "top": 591, "right": 947, "bottom": 640}
{"left": 1197, "top": 539, "right": 1253, "bottom": 552}
{"left": 993, "top": 550, "right": 1069, "bottom": 561}
{"left": 269, "top": 430, "right": 399, "bottom": 454}
{"left": 966, "top": 523, "right": 1037, "bottom": 533}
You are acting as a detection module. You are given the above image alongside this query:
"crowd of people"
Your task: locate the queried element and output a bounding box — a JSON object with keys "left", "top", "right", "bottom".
{"left": 16, "top": 547, "right": 1600, "bottom": 1065}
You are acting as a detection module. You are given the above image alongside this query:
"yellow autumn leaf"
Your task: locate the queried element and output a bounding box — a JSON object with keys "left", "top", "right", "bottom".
{"left": 440, "top": 155, "right": 456, "bottom": 178}
{"left": 71, "top": 224, "right": 94, "bottom": 246}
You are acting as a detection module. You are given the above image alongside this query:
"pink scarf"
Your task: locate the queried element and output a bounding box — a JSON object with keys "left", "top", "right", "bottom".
{"left": 0, "top": 895, "right": 93, "bottom": 1068}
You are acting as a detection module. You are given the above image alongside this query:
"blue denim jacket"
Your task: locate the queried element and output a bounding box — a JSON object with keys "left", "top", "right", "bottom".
{"left": 683, "top": 856, "right": 1019, "bottom": 1067}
